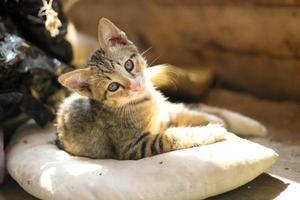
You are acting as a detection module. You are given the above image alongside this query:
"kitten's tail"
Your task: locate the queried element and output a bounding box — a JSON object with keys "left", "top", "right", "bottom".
{"left": 199, "top": 104, "right": 267, "bottom": 137}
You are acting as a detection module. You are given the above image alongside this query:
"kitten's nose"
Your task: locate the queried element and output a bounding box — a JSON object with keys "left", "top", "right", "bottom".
{"left": 131, "top": 82, "right": 142, "bottom": 92}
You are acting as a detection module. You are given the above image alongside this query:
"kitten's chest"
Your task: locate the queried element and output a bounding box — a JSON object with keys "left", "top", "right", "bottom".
{"left": 109, "top": 101, "right": 170, "bottom": 134}
{"left": 130, "top": 99, "right": 170, "bottom": 133}
{"left": 148, "top": 102, "right": 170, "bottom": 133}
{"left": 137, "top": 98, "right": 171, "bottom": 133}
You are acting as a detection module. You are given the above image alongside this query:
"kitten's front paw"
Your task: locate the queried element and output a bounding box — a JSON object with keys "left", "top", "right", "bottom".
{"left": 204, "top": 114, "right": 227, "bottom": 128}
{"left": 197, "top": 131, "right": 226, "bottom": 146}
{"left": 199, "top": 104, "right": 267, "bottom": 137}
{"left": 194, "top": 125, "right": 226, "bottom": 145}
{"left": 232, "top": 117, "right": 268, "bottom": 137}
{"left": 248, "top": 121, "right": 268, "bottom": 137}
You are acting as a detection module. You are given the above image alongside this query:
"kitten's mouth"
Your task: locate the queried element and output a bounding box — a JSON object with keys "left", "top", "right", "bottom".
{"left": 135, "top": 88, "right": 144, "bottom": 94}
{"left": 131, "top": 90, "right": 145, "bottom": 99}
{"left": 131, "top": 82, "right": 145, "bottom": 93}
{"left": 129, "top": 93, "right": 150, "bottom": 105}
{"left": 130, "top": 86, "right": 147, "bottom": 99}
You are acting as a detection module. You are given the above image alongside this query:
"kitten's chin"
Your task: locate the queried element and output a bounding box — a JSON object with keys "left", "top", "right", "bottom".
{"left": 130, "top": 92, "right": 147, "bottom": 102}
{"left": 110, "top": 84, "right": 153, "bottom": 108}
{"left": 123, "top": 88, "right": 150, "bottom": 105}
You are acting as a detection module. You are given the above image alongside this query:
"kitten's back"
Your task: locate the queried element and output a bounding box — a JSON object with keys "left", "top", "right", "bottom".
{"left": 56, "top": 94, "right": 115, "bottom": 158}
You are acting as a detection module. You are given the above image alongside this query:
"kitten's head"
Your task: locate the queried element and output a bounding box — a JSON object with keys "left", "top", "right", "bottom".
{"left": 59, "top": 18, "right": 149, "bottom": 107}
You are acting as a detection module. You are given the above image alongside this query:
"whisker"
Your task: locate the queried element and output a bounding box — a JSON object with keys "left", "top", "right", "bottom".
{"left": 96, "top": 80, "right": 102, "bottom": 88}
{"left": 149, "top": 55, "right": 161, "bottom": 67}
{"left": 90, "top": 77, "right": 100, "bottom": 83}
{"left": 141, "top": 47, "right": 152, "bottom": 56}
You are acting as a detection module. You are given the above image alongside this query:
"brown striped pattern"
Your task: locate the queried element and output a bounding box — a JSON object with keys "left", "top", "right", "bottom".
{"left": 88, "top": 49, "right": 115, "bottom": 73}
{"left": 123, "top": 132, "right": 172, "bottom": 160}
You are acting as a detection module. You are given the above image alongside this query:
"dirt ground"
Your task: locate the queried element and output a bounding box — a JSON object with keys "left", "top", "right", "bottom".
{"left": 0, "top": 89, "right": 299, "bottom": 200}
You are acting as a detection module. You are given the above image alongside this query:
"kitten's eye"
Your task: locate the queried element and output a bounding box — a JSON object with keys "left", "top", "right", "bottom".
{"left": 124, "top": 59, "right": 134, "bottom": 72}
{"left": 107, "top": 82, "right": 120, "bottom": 92}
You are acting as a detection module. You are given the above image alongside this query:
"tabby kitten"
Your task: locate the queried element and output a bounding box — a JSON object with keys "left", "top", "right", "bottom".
{"left": 56, "top": 18, "right": 266, "bottom": 160}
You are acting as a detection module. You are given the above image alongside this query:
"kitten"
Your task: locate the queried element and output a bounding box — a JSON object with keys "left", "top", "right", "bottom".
{"left": 56, "top": 18, "right": 267, "bottom": 160}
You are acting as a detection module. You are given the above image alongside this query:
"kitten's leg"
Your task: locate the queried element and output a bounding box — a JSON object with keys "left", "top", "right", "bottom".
{"left": 167, "top": 103, "right": 227, "bottom": 127}
{"left": 167, "top": 103, "right": 267, "bottom": 137}
{"left": 120, "top": 125, "right": 226, "bottom": 160}
{"left": 197, "top": 104, "right": 267, "bottom": 137}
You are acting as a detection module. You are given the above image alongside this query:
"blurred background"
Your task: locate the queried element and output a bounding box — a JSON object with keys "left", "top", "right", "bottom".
{"left": 66, "top": 0, "right": 300, "bottom": 101}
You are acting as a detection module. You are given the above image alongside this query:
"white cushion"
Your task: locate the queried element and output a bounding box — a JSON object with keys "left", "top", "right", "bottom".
{"left": 6, "top": 122, "right": 278, "bottom": 200}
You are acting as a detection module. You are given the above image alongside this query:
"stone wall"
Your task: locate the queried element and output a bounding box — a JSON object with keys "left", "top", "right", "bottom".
{"left": 67, "top": 0, "right": 300, "bottom": 101}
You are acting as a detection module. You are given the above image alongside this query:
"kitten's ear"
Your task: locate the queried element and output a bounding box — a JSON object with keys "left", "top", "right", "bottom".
{"left": 98, "top": 18, "right": 132, "bottom": 51}
{"left": 58, "top": 68, "right": 93, "bottom": 97}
